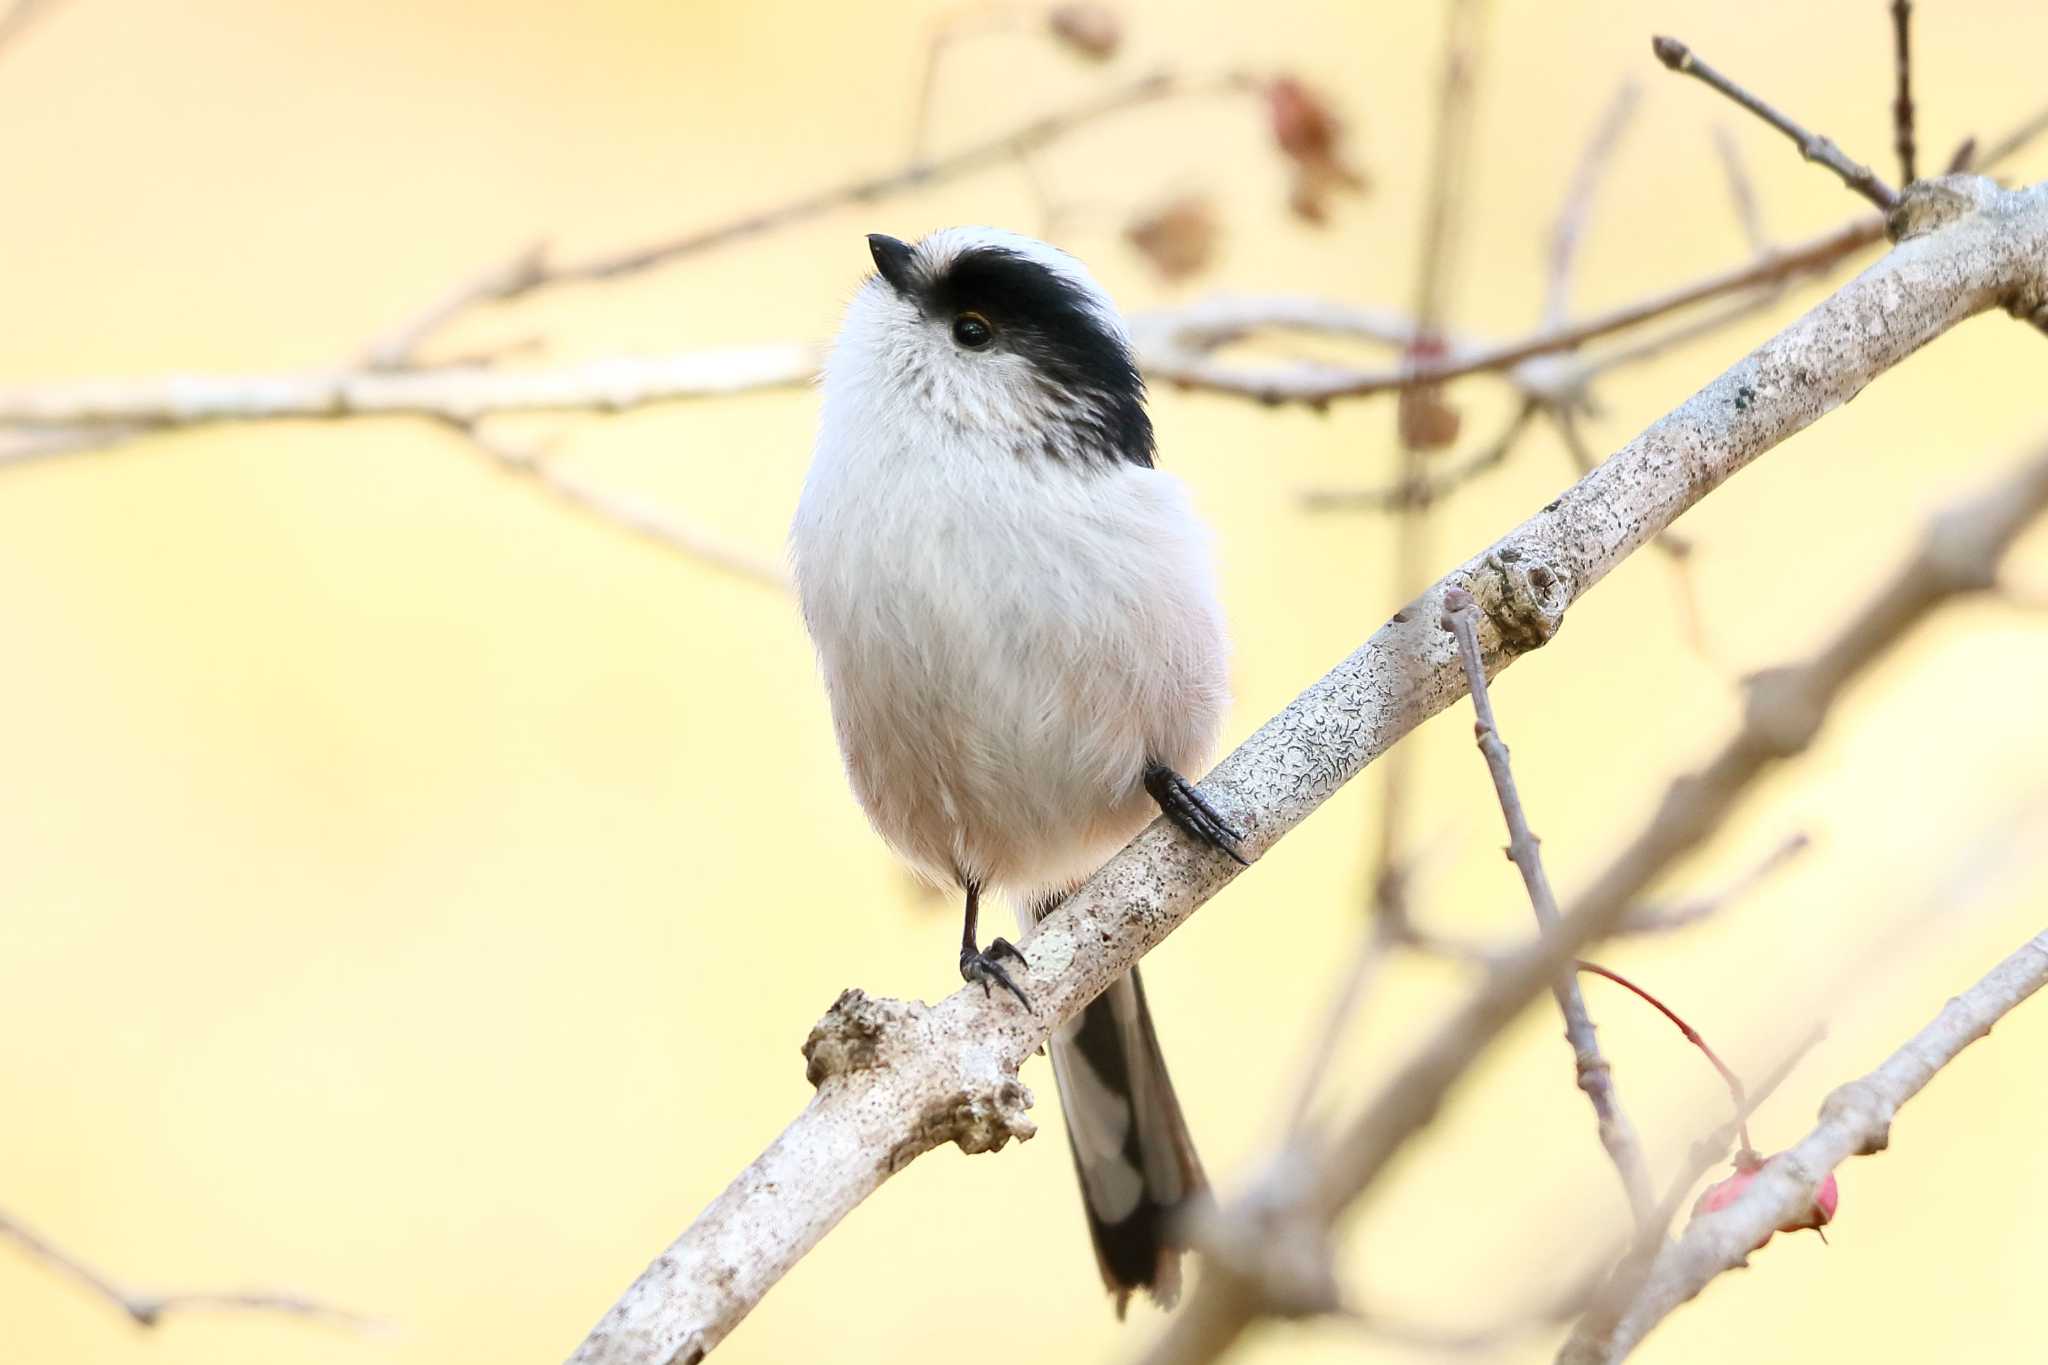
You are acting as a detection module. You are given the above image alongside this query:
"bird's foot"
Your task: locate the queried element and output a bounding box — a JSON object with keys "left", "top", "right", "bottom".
{"left": 961, "top": 937, "right": 1035, "bottom": 1013}
{"left": 1144, "top": 763, "right": 1249, "bottom": 866}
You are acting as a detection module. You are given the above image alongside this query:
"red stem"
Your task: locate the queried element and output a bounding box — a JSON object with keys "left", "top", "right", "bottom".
{"left": 1575, "top": 959, "right": 1753, "bottom": 1155}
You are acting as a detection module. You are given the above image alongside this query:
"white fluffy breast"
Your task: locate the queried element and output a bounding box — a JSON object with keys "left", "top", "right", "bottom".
{"left": 791, "top": 230, "right": 1231, "bottom": 899}
{"left": 794, "top": 330, "right": 1227, "bottom": 894}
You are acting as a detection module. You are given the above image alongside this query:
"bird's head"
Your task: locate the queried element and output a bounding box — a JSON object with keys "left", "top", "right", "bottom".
{"left": 828, "top": 226, "right": 1153, "bottom": 468}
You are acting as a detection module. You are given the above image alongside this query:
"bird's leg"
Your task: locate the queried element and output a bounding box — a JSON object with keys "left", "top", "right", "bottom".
{"left": 1143, "top": 761, "right": 1249, "bottom": 866}
{"left": 959, "top": 881, "right": 1034, "bottom": 1012}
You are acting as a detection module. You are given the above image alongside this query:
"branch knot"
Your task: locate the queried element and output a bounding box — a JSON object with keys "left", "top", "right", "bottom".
{"left": 1819, "top": 1077, "right": 1894, "bottom": 1155}
{"left": 802, "top": 989, "right": 925, "bottom": 1086}
{"left": 1884, "top": 174, "right": 1999, "bottom": 243}
{"left": 1479, "top": 548, "right": 1569, "bottom": 651}
{"left": 888, "top": 1082, "right": 1036, "bottom": 1171}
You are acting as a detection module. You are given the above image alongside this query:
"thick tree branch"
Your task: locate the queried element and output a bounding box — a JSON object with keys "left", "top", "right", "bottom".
{"left": 1578, "top": 929, "right": 2048, "bottom": 1363}
{"left": 566, "top": 178, "right": 2048, "bottom": 1365}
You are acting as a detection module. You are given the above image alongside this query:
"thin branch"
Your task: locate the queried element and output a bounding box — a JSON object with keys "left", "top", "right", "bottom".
{"left": 0, "top": 422, "right": 155, "bottom": 467}
{"left": 369, "top": 71, "right": 1254, "bottom": 359}
{"left": 1139, "top": 214, "right": 1885, "bottom": 405}
{"left": 1711, "top": 125, "right": 1769, "bottom": 254}
{"left": 362, "top": 243, "right": 549, "bottom": 372}
{"left": 446, "top": 420, "right": 789, "bottom": 589}
{"left": 1397, "top": 832, "right": 1809, "bottom": 966}
{"left": 0, "top": 1208, "right": 377, "bottom": 1331}
{"left": 0, "top": 345, "right": 821, "bottom": 431}
{"left": 1443, "top": 587, "right": 1655, "bottom": 1225}
{"left": 1300, "top": 398, "right": 1539, "bottom": 511}
{"left": 1575, "top": 961, "right": 1752, "bottom": 1151}
{"left": 1891, "top": 0, "right": 1918, "bottom": 184}
{"left": 566, "top": 180, "right": 2047, "bottom": 1365}
{"left": 1651, "top": 36, "right": 1900, "bottom": 211}
{"left": 1315, "top": 0, "right": 1492, "bottom": 1145}
{"left": 1141, "top": 406, "right": 2048, "bottom": 1365}
{"left": 3, "top": 210, "right": 1892, "bottom": 447}
{"left": 1408, "top": 0, "right": 1488, "bottom": 339}
{"left": 1974, "top": 104, "right": 2048, "bottom": 175}
{"left": 1547, "top": 83, "right": 1644, "bottom": 328}
{"left": 1278, "top": 919, "right": 1398, "bottom": 1132}
{"left": 1583, "top": 930, "right": 2048, "bottom": 1363}
{"left": 1619, "top": 831, "right": 1810, "bottom": 934}
{"left": 0, "top": 0, "right": 61, "bottom": 62}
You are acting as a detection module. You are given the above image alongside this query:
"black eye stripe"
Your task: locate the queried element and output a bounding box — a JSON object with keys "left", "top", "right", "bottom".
{"left": 921, "top": 246, "right": 1154, "bottom": 468}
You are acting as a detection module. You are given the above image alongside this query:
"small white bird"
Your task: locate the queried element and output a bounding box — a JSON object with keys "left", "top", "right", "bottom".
{"left": 791, "top": 226, "right": 1243, "bottom": 1313}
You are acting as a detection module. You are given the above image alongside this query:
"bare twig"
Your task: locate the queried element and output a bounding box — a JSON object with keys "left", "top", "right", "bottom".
{"left": 1581, "top": 930, "right": 2048, "bottom": 1363}
{"left": 1408, "top": 0, "right": 1487, "bottom": 341}
{"left": 1547, "top": 83, "right": 1643, "bottom": 328}
{"left": 362, "top": 243, "right": 550, "bottom": 371}
{"left": 1345, "top": 0, "right": 1488, "bottom": 1135}
{"left": 369, "top": 71, "right": 1254, "bottom": 359}
{"left": 1442, "top": 587, "right": 1655, "bottom": 1224}
{"left": 1397, "top": 833, "right": 1808, "bottom": 967}
{"left": 445, "top": 420, "right": 789, "bottom": 589}
{"left": 1975, "top": 105, "right": 2048, "bottom": 175}
{"left": 5, "top": 211, "right": 1892, "bottom": 448}
{"left": 1891, "top": 0, "right": 1918, "bottom": 184}
{"left": 909, "top": 6, "right": 1001, "bottom": 165}
{"left": 0, "top": 422, "right": 155, "bottom": 466}
{"left": 0, "top": 345, "right": 821, "bottom": 431}
{"left": 1619, "top": 832, "right": 1810, "bottom": 934}
{"left": 0, "top": 1208, "right": 377, "bottom": 1331}
{"left": 1301, "top": 398, "right": 1539, "bottom": 511}
{"left": 1652, "top": 36, "right": 1901, "bottom": 211}
{"left": 0, "top": 0, "right": 60, "bottom": 62}
{"left": 1711, "top": 125, "right": 1769, "bottom": 254}
{"left": 1575, "top": 961, "right": 1752, "bottom": 1150}
{"left": 1278, "top": 919, "right": 1399, "bottom": 1132}
{"left": 1142, "top": 214, "right": 1885, "bottom": 405}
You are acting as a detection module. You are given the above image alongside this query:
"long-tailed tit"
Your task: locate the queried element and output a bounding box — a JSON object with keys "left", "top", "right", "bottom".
{"left": 791, "top": 226, "right": 1244, "bottom": 1313}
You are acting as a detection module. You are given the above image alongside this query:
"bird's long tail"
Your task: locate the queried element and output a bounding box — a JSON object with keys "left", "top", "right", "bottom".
{"left": 1047, "top": 965, "right": 1208, "bottom": 1315}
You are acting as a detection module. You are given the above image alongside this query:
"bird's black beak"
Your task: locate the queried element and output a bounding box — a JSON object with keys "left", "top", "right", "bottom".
{"left": 867, "top": 233, "right": 917, "bottom": 295}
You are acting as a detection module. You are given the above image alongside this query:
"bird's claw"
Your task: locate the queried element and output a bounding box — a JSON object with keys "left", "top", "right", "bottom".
{"left": 962, "top": 938, "right": 1036, "bottom": 1013}
{"left": 1144, "top": 763, "right": 1250, "bottom": 866}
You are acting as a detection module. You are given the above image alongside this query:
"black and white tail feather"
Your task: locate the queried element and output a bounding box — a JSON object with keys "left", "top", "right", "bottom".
{"left": 1035, "top": 899, "right": 1208, "bottom": 1312}
{"left": 792, "top": 225, "right": 1240, "bottom": 1313}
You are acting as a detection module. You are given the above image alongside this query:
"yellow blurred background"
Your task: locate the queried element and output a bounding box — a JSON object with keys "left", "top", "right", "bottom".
{"left": 3, "top": 1, "right": 2046, "bottom": 1362}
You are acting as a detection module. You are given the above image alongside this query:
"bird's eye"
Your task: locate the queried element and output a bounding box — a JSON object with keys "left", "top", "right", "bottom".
{"left": 951, "top": 312, "right": 994, "bottom": 349}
